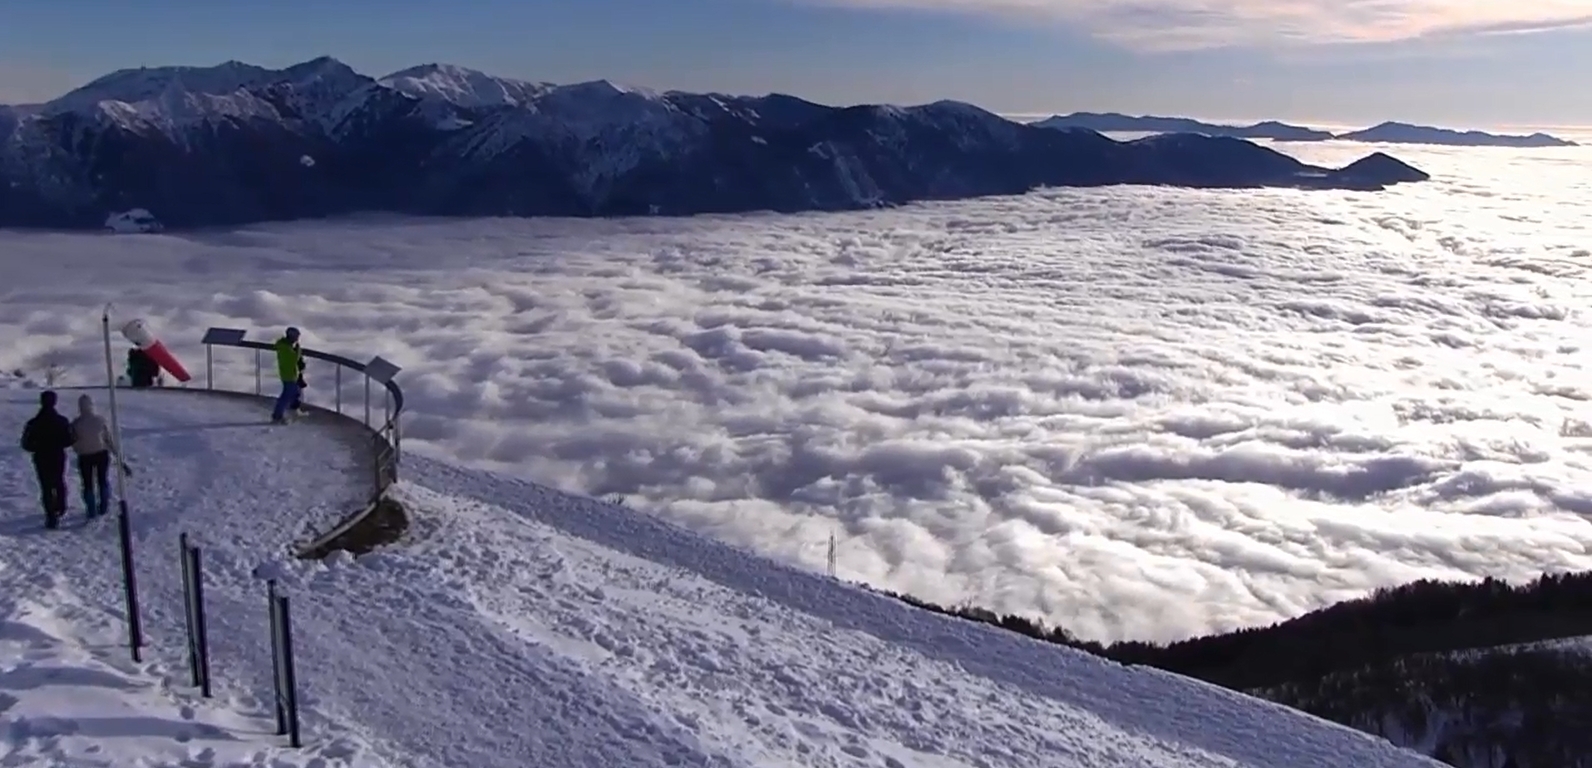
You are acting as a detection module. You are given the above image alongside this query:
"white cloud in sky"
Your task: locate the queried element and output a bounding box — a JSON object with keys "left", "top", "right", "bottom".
{"left": 1, "top": 141, "right": 1590, "bottom": 644}
{"left": 799, "top": 0, "right": 1592, "bottom": 49}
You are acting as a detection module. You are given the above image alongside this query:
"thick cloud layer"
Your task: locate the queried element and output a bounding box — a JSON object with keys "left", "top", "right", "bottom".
{"left": 1, "top": 141, "right": 1588, "bottom": 643}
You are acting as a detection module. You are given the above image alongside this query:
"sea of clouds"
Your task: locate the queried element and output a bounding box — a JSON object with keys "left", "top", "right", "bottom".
{"left": 2, "top": 140, "right": 1589, "bottom": 643}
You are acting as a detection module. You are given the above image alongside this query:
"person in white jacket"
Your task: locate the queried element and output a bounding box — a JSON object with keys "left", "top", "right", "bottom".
{"left": 70, "top": 394, "right": 129, "bottom": 518}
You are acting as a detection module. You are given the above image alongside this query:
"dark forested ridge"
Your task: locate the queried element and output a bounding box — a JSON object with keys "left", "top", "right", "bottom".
{"left": 878, "top": 570, "right": 1592, "bottom": 768}
{"left": 1265, "top": 648, "right": 1592, "bottom": 767}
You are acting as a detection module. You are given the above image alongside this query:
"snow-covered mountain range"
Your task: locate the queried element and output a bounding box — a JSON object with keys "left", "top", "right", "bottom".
{"left": 0, "top": 57, "right": 1429, "bottom": 230}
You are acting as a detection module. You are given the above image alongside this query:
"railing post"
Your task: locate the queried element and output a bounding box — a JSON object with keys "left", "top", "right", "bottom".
{"left": 117, "top": 504, "right": 143, "bottom": 662}
{"left": 334, "top": 366, "right": 343, "bottom": 414}
{"left": 200, "top": 330, "right": 247, "bottom": 393}
{"left": 180, "top": 533, "right": 212, "bottom": 698}
{"left": 268, "top": 580, "right": 281, "bottom": 732}
{"left": 267, "top": 580, "right": 301, "bottom": 748}
{"left": 254, "top": 349, "right": 262, "bottom": 396}
{"left": 363, "top": 376, "right": 371, "bottom": 428}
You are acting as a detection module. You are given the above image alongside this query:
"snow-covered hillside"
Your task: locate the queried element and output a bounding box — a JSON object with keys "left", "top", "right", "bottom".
{"left": 0, "top": 56, "right": 1428, "bottom": 229}
{"left": 0, "top": 377, "right": 1443, "bottom": 766}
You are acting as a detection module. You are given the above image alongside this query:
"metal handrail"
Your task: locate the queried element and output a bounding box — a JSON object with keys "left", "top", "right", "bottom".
{"left": 196, "top": 327, "right": 404, "bottom": 509}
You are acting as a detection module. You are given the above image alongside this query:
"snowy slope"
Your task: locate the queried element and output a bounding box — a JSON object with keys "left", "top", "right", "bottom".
{"left": 0, "top": 385, "right": 383, "bottom": 767}
{"left": 44, "top": 56, "right": 368, "bottom": 135}
{"left": 1, "top": 377, "right": 1444, "bottom": 766}
{"left": 378, "top": 63, "right": 553, "bottom": 109}
{"left": 0, "top": 591, "right": 379, "bottom": 768}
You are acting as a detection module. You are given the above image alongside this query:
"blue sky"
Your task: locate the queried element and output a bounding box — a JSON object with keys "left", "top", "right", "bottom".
{"left": 1, "top": 0, "right": 1589, "bottom": 129}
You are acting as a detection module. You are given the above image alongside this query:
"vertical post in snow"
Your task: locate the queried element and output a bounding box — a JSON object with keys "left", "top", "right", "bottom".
{"left": 102, "top": 305, "right": 143, "bottom": 661}
{"left": 116, "top": 509, "right": 142, "bottom": 661}
{"left": 180, "top": 533, "right": 212, "bottom": 698}
{"left": 334, "top": 365, "right": 342, "bottom": 414}
{"left": 278, "top": 592, "right": 301, "bottom": 748}
{"left": 269, "top": 580, "right": 285, "bottom": 734}
{"left": 181, "top": 533, "right": 196, "bottom": 683}
{"left": 268, "top": 579, "right": 301, "bottom": 748}
{"left": 192, "top": 541, "right": 212, "bottom": 698}
{"left": 254, "top": 349, "right": 262, "bottom": 396}
{"left": 101, "top": 306, "right": 129, "bottom": 503}
{"left": 827, "top": 531, "right": 837, "bottom": 579}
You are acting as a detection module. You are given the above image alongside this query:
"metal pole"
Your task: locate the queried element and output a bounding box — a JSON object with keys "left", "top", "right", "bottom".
{"left": 205, "top": 345, "right": 213, "bottom": 390}
{"left": 363, "top": 376, "right": 371, "bottom": 428}
{"left": 335, "top": 366, "right": 342, "bottom": 413}
{"left": 278, "top": 593, "right": 301, "bottom": 748}
{"left": 101, "top": 306, "right": 129, "bottom": 504}
{"left": 181, "top": 533, "right": 199, "bottom": 686}
{"left": 116, "top": 507, "right": 143, "bottom": 661}
{"left": 254, "top": 349, "right": 262, "bottom": 395}
{"left": 102, "top": 304, "right": 142, "bottom": 661}
{"left": 270, "top": 579, "right": 286, "bottom": 736}
{"left": 191, "top": 543, "right": 211, "bottom": 698}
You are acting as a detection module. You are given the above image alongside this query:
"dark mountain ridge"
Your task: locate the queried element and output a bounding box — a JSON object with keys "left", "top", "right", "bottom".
{"left": 0, "top": 57, "right": 1428, "bottom": 231}
{"left": 1034, "top": 112, "right": 1580, "bottom": 147}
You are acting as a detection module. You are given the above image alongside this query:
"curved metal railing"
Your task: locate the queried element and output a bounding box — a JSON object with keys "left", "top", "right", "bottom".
{"left": 196, "top": 328, "right": 404, "bottom": 542}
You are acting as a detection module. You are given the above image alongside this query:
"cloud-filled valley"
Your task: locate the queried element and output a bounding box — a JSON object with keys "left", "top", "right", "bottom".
{"left": 2, "top": 140, "right": 1590, "bottom": 644}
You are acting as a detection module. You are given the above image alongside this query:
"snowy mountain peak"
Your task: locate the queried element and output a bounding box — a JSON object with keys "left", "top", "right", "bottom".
{"left": 910, "top": 99, "right": 1011, "bottom": 127}
{"left": 53, "top": 59, "right": 274, "bottom": 111}
{"left": 554, "top": 78, "right": 662, "bottom": 101}
{"left": 378, "top": 63, "right": 552, "bottom": 109}
{"left": 276, "top": 55, "right": 363, "bottom": 86}
{"left": 918, "top": 99, "right": 990, "bottom": 114}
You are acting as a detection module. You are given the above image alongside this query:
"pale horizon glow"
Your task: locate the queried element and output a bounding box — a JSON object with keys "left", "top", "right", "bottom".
{"left": 802, "top": 0, "right": 1592, "bottom": 49}
{"left": 2, "top": 141, "right": 1589, "bottom": 645}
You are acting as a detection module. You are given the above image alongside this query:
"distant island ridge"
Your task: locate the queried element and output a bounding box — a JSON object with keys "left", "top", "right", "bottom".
{"left": 1031, "top": 113, "right": 1580, "bottom": 148}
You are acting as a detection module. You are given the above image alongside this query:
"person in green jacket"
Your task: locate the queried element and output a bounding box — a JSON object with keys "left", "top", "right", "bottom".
{"left": 270, "top": 327, "right": 306, "bottom": 423}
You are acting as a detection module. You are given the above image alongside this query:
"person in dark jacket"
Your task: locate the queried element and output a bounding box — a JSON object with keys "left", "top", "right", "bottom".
{"left": 291, "top": 341, "right": 307, "bottom": 414}
{"left": 126, "top": 347, "right": 160, "bottom": 388}
{"left": 20, "top": 390, "right": 73, "bottom": 528}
